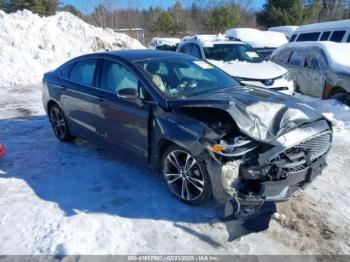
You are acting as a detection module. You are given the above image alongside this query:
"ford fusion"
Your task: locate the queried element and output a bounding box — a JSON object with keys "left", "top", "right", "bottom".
{"left": 42, "top": 50, "right": 332, "bottom": 209}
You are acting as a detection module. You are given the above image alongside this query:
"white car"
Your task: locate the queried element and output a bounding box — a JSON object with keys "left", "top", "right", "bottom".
{"left": 149, "top": 38, "right": 180, "bottom": 51}
{"left": 225, "top": 28, "right": 288, "bottom": 58}
{"left": 177, "top": 35, "right": 294, "bottom": 95}
{"left": 268, "top": 26, "right": 299, "bottom": 40}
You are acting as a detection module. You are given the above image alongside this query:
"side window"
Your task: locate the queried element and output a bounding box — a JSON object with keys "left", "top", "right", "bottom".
{"left": 296, "top": 32, "right": 320, "bottom": 42}
{"left": 274, "top": 49, "right": 292, "bottom": 64}
{"left": 191, "top": 44, "right": 202, "bottom": 59}
{"left": 330, "top": 30, "right": 346, "bottom": 42}
{"left": 69, "top": 59, "right": 97, "bottom": 86}
{"left": 288, "top": 50, "right": 305, "bottom": 66}
{"left": 304, "top": 56, "right": 320, "bottom": 70}
{"left": 289, "top": 34, "right": 297, "bottom": 42}
{"left": 179, "top": 45, "right": 192, "bottom": 55}
{"left": 100, "top": 60, "right": 138, "bottom": 94}
{"left": 347, "top": 33, "right": 350, "bottom": 43}
{"left": 320, "top": 31, "right": 331, "bottom": 41}
{"left": 60, "top": 63, "right": 75, "bottom": 78}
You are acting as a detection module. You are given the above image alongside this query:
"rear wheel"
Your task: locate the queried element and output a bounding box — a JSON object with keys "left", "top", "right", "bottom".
{"left": 330, "top": 91, "right": 350, "bottom": 106}
{"left": 49, "top": 104, "right": 75, "bottom": 142}
{"left": 161, "top": 145, "right": 212, "bottom": 205}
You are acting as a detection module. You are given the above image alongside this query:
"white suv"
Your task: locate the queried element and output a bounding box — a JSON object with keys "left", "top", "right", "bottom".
{"left": 176, "top": 35, "right": 294, "bottom": 95}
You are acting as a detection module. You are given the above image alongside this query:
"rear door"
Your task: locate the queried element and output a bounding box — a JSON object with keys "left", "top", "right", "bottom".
{"left": 94, "top": 58, "right": 151, "bottom": 160}
{"left": 59, "top": 58, "right": 100, "bottom": 140}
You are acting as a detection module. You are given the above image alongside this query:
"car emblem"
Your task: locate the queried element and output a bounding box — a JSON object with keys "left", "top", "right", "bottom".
{"left": 304, "top": 127, "right": 314, "bottom": 133}
{"left": 263, "top": 79, "right": 274, "bottom": 86}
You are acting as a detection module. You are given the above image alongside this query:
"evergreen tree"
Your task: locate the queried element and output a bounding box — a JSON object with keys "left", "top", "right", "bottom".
{"left": 205, "top": 5, "right": 240, "bottom": 33}
{"left": 257, "top": 0, "right": 322, "bottom": 27}
{"left": 150, "top": 11, "right": 176, "bottom": 35}
{"left": 8, "top": 0, "right": 58, "bottom": 16}
{"left": 59, "top": 4, "right": 82, "bottom": 18}
{"left": 0, "top": 0, "right": 4, "bottom": 10}
{"left": 42, "top": 0, "right": 58, "bottom": 16}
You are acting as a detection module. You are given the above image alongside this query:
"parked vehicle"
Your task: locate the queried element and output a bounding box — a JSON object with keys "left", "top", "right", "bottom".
{"left": 289, "top": 19, "right": 350, "bottom": 43}
{"left": 177, "top": 35, "right": 294, "bottom": 94}
{"left": 268, "top": 26, "right": 299, "bottom": 40}
{"left": 271, "top": 42, "right": 350, "bottom": 105}
{"left": 42, "top": 50, "right": 332, "bottom": 210}
{"left": 0, "top": 144, "right": 6, "bottom": 158}
{"left": 149, "top": 38, "right": 180, "bottom": 51}
{"left": 225, "top": 28, "right": 288, "bottom": 58}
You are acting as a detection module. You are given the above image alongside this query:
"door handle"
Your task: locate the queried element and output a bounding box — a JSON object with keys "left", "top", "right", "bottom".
{"left": 97, "top": 95, "right": 105, "bottom": 102}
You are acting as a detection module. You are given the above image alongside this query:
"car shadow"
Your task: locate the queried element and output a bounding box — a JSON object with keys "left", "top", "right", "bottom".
{"left": 0, "top": 115, "right": 275, "bottom": 242}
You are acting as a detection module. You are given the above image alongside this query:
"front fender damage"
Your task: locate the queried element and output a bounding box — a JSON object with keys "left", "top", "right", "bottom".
{"left": 154, "top": 100, "right": 332, "bottom": 227}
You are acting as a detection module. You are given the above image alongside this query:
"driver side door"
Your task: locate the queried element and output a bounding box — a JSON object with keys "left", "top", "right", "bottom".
{"left": 94, "top": 58, "right": 150, "bottom": 160}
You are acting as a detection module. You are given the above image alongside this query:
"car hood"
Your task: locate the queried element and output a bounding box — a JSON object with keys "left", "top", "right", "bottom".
{"left": 208, "top": 60, "right": 287, "bottom": 80}
{"left": 167, "top": 86, "right": 322, "bottom": 143}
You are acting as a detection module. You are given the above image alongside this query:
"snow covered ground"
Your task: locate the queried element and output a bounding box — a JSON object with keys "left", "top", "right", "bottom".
{"left": 0, "top": 83, "right": 349, "bottom": 255}
{"left": 0, "top": 10, "right": 144, "bottom": 88}
{"left": 0, "top": 9, "right": 349, "bottom": 256}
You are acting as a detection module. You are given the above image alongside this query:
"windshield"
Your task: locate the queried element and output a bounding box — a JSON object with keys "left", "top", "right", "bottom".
{"left": 135, "top": 58, "right": 238, "bottom": 98}
{"left": 204, "top": 43, "right": 264, "bottom": 63}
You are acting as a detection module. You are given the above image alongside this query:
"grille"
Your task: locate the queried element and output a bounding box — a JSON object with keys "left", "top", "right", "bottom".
{"left": 286, "top": 132, "right": 332, "bottom": 162}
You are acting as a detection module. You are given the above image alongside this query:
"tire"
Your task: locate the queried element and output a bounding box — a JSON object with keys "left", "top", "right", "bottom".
{"left": 330, "top": 91, "right": 350, "bottom": 106}
{"left": 49, "top": 104, "right": 75, "bottom": 142}
{"left": 161, "top": 145, "right": 212, "bottom": 205}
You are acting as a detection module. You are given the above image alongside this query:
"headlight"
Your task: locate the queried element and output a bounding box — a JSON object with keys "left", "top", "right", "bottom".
{"left": 207, "top": 136, "right": 259, "bottom": 157}
{"left": 282, "top": 72, "right": 292, "bottom": 82}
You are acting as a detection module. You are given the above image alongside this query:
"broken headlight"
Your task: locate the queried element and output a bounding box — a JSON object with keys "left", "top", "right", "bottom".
{"left": 207, "top": 135, "right": 259, "bottom": 157}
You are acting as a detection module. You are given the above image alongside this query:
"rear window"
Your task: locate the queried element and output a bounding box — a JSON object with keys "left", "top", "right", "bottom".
{"left": 289, "top": 34, "right": 297, "bottom": 42}
{"left": 60, "top": 63, "right": 74, "bottom": 78}
{"left": 330, "top": 31, "right": 346, "bottom": 42}
{"left": 297, "top": 32, "right": 320, "bottom": 42}
{"left": 288, "top": 50, "right": 305, "bottom": 66}
{"left": 69, "top": 58, "right": 97, "bottom": 86}
{"left": 320, "top": 31, "right": 331, "bottom": 41}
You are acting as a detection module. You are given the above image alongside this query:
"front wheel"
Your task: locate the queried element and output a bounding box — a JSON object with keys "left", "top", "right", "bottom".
{"left": 161, "top": 145, "right": 212, "bottom": 205}
{"left": 330, "top": 91, "right": 350, "bottom": 106}
{"left": 49, "top": 104, "right": 75, "bottom": 142}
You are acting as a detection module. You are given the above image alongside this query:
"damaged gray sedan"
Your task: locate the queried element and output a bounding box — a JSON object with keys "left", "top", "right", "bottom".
{"left": 42, "top": 50, "right": 332, "bottom": 208}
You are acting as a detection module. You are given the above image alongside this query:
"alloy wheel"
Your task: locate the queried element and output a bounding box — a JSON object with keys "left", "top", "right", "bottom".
{"left": 163, "top": 150, "right": 205, "bottom": 202}
{"left": 50, "top": 106, "right": 67, "bottom": 140}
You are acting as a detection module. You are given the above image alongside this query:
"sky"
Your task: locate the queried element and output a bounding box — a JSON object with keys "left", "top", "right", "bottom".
{"left": 61, "top": 0, "right": 266, "bottom": 14}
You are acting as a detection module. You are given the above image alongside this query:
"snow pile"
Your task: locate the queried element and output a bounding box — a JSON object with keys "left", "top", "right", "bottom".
{"left": 268, "top": 26, "right": 299, "bottom": 38}
{"left": 296, "top": 19, "right": 350, "bottom": 32}
{"left": 0, "top": 10, "right": 144, "bottom": 87}
{"left": 149, "top": 37, "right": 180, "bottom": 47}
{"left": 225, "top": 28, "right": 288, "bottom": 48}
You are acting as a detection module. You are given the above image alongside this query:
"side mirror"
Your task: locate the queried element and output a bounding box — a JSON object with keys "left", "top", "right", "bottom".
{"left": 117, "top": 88, "right": 138, "bottom": 99}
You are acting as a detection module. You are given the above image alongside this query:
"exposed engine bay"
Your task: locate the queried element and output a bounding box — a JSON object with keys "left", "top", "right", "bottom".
{"left": 177, "top": 106, "right": 333, "bottom": 216}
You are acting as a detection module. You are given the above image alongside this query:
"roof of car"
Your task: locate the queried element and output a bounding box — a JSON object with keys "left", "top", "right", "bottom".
{"left": 98, "top": 49, "right": 187, "bottom": 62}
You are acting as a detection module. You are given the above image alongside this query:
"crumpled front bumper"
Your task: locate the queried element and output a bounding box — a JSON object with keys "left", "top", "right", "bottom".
{"left": 237, "top": 155, "right": 327, "bottom": 203}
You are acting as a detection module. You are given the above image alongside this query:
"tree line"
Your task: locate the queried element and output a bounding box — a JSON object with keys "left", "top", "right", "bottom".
{"left": 1, "top": 0, "right": 349, "bottom": 40}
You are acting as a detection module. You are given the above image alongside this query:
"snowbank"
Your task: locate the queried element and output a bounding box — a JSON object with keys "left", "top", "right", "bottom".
{"left": 149, "top": 37, "right": 180, "bottom": 47}
{"left": 0, "top": 10, "right": 144, "bottom": 87}
{"left": 225, "top": 28, "right": 288, "bottom": 48}
{"left": 268, "top": 26, "right": 299, "bottom": 38}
